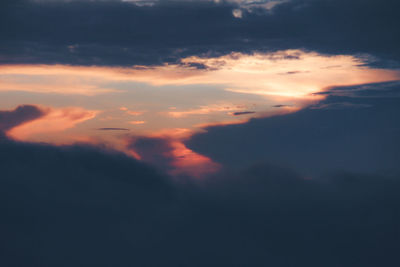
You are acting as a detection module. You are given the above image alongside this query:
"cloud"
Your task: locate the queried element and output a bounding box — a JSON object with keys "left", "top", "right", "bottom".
{"left": 128, "top": 135, "right": 219, "bottom": 177}
{"left": 309, "top": 102, "right": 372, "bottom": 110}
{"left": 272, "top": 104, "right": 290, "bottom": 107}
{"left": 0, "top": 105, "right": 45, "bottom": 135}
{"left": 7, "top": 106, "right": 98, "bottom": 141}
{"left": 97, "top": 127, "right": 130, "bottom": 131}
{"left": 1, "top": 137, "right": 399, "bottom": 266}
{"left": 126, "top": 111, "right": 144, "bottom": 116}
{"left": 232, "top": 8, "right": 243, "bottom": 18}
{"left": 1, "top": 0, "right": 400, "bottom": 67}
{"left": 0, "top": 138, "right": 175, "bottom": 266}
{"left": 128, "top": 136, "right": 176, "bottom": 170}
{"left": 0, "top": 78, "right": 116, "bottom": 95}
{"left": 166, "top": 104, "right": 235, "bottom": 118}
{"left": 0, "top": 65, "right": 121, "bottom": 95}
{"left": 1, "top": 50, "right": 398, "bottom": 99}
{"left": 186, "top": 81, "right": 400, "bottom": 176}
{"left": 128, "top": 120, "right": 146, "bottom": 125}
{"left": 231, "top": 111, "right": 255, "bottom": 116}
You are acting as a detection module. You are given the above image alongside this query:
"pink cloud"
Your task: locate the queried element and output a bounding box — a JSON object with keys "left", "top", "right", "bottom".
{"left": 7, "top": 106, "right": 98, "bottom": 141}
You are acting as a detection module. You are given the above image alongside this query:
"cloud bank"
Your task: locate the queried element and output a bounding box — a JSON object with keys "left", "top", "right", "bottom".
{"left": 1, "top": 136, "right": 399, "bottom": 266}
{"left": 187, "top": 81, "right": 400, "bottom": 176}
{"left": 1, "top": 0, "right": 400, "bottom": 67}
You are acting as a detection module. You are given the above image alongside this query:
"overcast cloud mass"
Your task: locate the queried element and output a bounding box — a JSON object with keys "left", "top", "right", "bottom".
{"left": 1, "top": 0, "right": 400, "bottom": 67}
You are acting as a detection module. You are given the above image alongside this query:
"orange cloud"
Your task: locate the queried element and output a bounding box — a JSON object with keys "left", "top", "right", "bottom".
{"left": 7, "top": 106, "right": 98, "bottom": 141}
{"left": 169, "top": 141, "right": 220, "bottom": 178}
{"left": 127, "top": 111, "right": 144, "bottom": 116}
{"left": 147, "top": 128, "right": 194, "bottom": 140}
{"left": 194, "top": 118, "right": 251, "bottom": 129}
{"left": 127, "top": 131, "right": 220, "bottom": 178}
{"left": 166, "top": 104, "right": 235, "bottom": 118}
{"left": 129, "top": 120, "right": 146, "bottom": 125}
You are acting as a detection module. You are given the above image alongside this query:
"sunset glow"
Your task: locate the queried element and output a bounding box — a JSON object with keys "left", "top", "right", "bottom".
{"left": 2, "top": 0, "right": 400, "bottom": 265}
{"left": 1, "top": 50, "right": 399, "bottom": 174}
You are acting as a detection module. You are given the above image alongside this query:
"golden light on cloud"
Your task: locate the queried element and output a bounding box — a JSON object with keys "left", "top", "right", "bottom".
{"left": 129, "top": 120, "right": 146, "bottom": 125}
{"left": 2, "top": 50, "right": 399, "bottom": 155}
{"left": 175, "top": 51, "right": 400, "bottom": 98}
{"left": 167, "top": 104, "right": 235, "bottom": 118}
{"left": 169, "top": 141, "right": 220, "bottom": 178}
{"left": 127, "top": 111, "right": 144, "bottom": 116}
{"left": 0, "top": 71, "right": 117, "bottom": 95}
{"left": 130, "top": 126, "right": 220, "bottom": 177}
{"left": 1, "top": 50, "right": 398, "bottom": 98}
{"left": 148, "top": 128, "right": 194, "bottom": 140}
{"left": 7, "top": 106, "right": 98, "bottom": 141}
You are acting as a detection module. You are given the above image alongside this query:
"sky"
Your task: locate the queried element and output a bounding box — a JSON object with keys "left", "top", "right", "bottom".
{"left": 1, "top": 0, "right": 400, "bottom": 266}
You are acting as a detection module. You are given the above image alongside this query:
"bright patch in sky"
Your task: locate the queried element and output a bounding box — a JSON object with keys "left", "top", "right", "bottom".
{"left": 1, "top": 49, "right": 399, "bottom": 174}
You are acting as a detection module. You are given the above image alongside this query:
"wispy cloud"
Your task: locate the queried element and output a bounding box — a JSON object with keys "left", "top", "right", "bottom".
{"left": 7, "top": 106, "right": 98, "bottom": 141}
{"left": 129, "top": 121, "right": 146, "bottom": 125}
{"left": 97, "top": 128, "right": 130, "bottom": 131}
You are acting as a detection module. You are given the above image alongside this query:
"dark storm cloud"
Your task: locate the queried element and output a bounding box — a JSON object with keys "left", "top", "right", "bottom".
{"left": 1, "top": 137, "right": 400, "bottom": 266}
{"left": 186, "top": 81, "right": 400, "bottom": 176}
{"left": 1, "top": 0, "right": 400, "bottom": 66}
{"left": 0, "top": 105, "right": 45, "bottom": 136}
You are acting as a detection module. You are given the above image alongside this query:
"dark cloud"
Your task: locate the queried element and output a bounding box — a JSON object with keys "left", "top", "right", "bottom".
{"left": 0, "top": 138, "right": 174, "bottom": 266}
{"left": 1, "top": 136, "right": 399, "bottom": 266}
{"left": 97, "top": 127, "right": 130, "bottom": 131}
{"left": 1, "top": 0, "right": 400, "bottom": 67}
{"left": 0, "top": 105, "right": 45, "bottom": 137}
{"left": 128, "top": 136, "right": 176, "bottom": 171}
{"left": 272, "top": 104, "right": 291, "bottom": 108}
{"left": 310, "top": 102, "right": 372, "bottom": 110}
{"left": 314, "top": 81, "right": 400, "bottom": 98}
{"left": 232, "top": 111, "right": 256, "bottom": 116}
{"left": 187, "top": 81, "right": 400, "bottom": 176}
{"left": 279, "top": 70, "right": 309, "bottom": 75}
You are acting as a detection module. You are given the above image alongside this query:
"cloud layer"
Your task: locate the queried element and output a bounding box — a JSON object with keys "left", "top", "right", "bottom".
{"left": 1, "top": 136, "right": 399, "bottom": 266}
{"left": 1, "top": 0, "right": 400, "bottom": 67}
{"left": 187, "top": 81, "right": 400, "bottom": 176}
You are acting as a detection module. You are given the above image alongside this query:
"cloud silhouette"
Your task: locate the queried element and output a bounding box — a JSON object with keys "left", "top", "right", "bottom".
{"left": 232, "top": 111, "right": 256, "bottom": 116}
{"left": 1, "top": 137, "right": 399, "bottom": 266}
{"left": 187, "top": 81, "right": 400, "bottom": 176}
{"left": 1, "top": 0, "right": 400, "bottom": 67}
{"left": 0, "top": 105, "right": 45, "bottom": 138}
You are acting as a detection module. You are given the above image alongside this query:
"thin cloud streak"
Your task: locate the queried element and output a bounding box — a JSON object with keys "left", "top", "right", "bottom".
{"left": 97, "top": 128, "right": 130, "bottom": 131}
